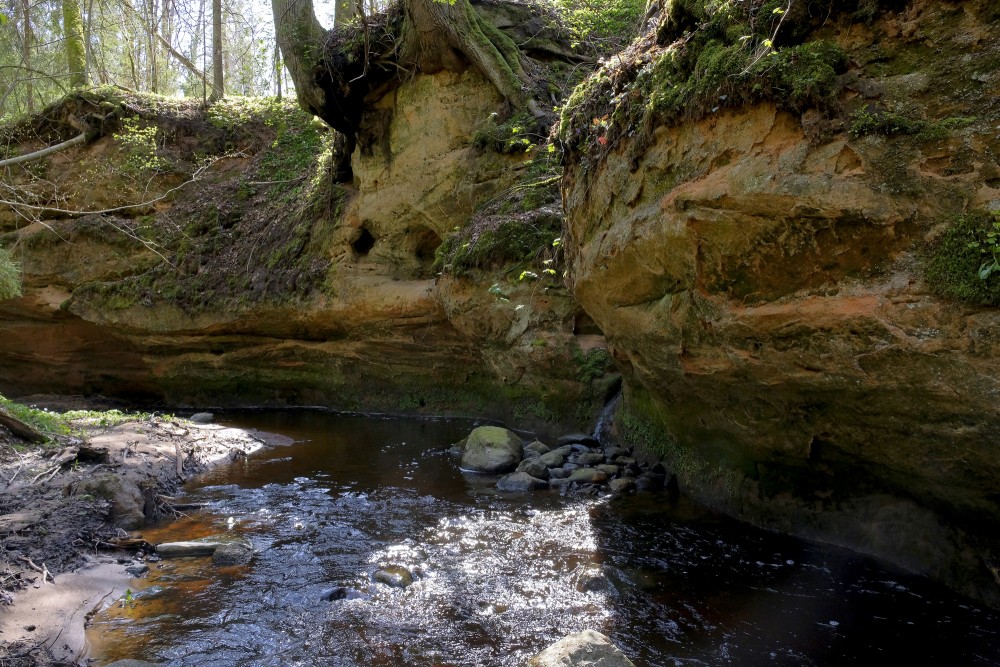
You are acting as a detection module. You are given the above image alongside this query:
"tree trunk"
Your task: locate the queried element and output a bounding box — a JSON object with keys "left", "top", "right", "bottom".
{"left": 400, "top": 0, "right": 537, "bottom": 113}
{"left": 271, "top": 0, "right": 326, "bottom": 114}
{"left": 210, "top": 0, "right": 223, "bottom": 100}
{"left": 21, "top": 0, "right": 33, "bottom": 113}
{"left": 63, "top": 0, "right": 89, "bottom": 88}
{"left": 272, "top": 0, "right": 545, "bottom": 128}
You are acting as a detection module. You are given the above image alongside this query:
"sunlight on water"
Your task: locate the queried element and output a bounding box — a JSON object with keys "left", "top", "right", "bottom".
{"left": 86, "top": 411, "right": 1000, "bottom": 666}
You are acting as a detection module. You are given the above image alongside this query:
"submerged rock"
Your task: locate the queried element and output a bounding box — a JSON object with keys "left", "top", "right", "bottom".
{"left": 528, "top": 629, "right": 635, "bottom": 667}
{"left": 497, "top": 471, "right": 548, "bottom": 492}
{"left": 373, "top": 565, "right": 414, "bottom": 589}
{"left": 321, "top": 586, "right": 368, "bottom": 601}
{"left": 125, "top": 563, "right": 150, "bottom": 578}
{"left": 212, "top": 541, "right": 254, "bottom": 566}
{"left": 460, "top": 426, "right": 523, "bottom": 474}
{"left": 608, "top": 478, "right": 636, "bottom": 495}
{"left": 156, "top": 535, "right": 251, "bottom": 559}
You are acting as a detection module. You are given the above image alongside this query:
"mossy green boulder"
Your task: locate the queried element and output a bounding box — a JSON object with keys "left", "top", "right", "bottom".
{"left": 460, "top": 426, "right": 524, "bottom": 474}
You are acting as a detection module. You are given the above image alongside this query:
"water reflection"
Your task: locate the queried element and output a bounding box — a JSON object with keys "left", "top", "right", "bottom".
{"left": 87, "top": 411, "right": 1000, "bottom": 666}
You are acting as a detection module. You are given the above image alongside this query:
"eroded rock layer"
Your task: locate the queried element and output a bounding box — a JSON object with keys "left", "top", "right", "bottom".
{"left": 563, "top": 0, "right": 1000, "bottom": 604}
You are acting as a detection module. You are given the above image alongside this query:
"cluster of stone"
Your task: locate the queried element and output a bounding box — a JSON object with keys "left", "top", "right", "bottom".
{"left": 452, "top": 426, "right": 672, "bottom": 496}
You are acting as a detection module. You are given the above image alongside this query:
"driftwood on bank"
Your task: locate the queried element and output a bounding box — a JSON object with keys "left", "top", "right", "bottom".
{"left": 0, "top": 407, "right": 46, "bottom": 444}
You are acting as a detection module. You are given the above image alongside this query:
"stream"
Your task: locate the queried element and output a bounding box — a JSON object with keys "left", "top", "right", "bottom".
{"left": 87, "top": 410, "right": 1000, "bottom": 665}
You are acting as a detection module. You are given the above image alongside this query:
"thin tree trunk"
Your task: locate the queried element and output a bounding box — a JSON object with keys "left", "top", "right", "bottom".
{"left": 210, "top": 0, "right": 223, "bottom": 100}
{"left": 63, "top": 0, "right": 89, "bottom": 88}
{"left": 22, "top": 0, "right": 33, "bottom": 113}
{"left": 274, "top": 41, "right": 282, "bottom": 100}
{"left": 85, "top": 0, "right": 95, "bottom": 83}
{"left": 147, "top": 0, "right": 156, "bottom": 91}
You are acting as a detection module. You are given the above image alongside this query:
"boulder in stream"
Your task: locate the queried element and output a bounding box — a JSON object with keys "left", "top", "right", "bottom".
{"left": 460, "top": 426, "right": 523, "bottom": 474}
{"left": 373, "top": 565, "right": 414, "bottom": 589}
{"left": 528, "top": 629, "right": 635, "bottom": 667}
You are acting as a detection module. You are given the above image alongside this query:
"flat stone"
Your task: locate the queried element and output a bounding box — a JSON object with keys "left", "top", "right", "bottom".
{"left": 577, "top": 452, "right": 606, "bottom": 466}
{"left": 528, "top": 629, "right": 636, "bottom": 667}
{"left": 567, "top": 468, "right": 608, "bottom": 484}
{"left": 157, "top": 535, "right": 250, "bottom": 558}
{"left": 557, "top": 434, "right": 600, "bottom": 448}
{"left": 497, "top": 471, "right": 548, "bottom": 492}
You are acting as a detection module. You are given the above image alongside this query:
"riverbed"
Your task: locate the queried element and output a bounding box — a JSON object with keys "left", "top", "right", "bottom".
{"left": 87, "top": 410, "right": 1000, "bottom": 665}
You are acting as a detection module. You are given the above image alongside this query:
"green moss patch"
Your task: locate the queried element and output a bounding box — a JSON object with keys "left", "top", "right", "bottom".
{"left": 926, "top": 211, "right": 1000, "bottom": 307}
{"left": 436, "top": 148, "right": 563, "bottom": 276}
{"left": 559, "top": 0, "right": 907, "bottom": 160}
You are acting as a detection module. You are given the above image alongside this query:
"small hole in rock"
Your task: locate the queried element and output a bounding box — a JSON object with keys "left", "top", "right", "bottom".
{"left": 352, "top": 228, "right": 376, "bottom": 256}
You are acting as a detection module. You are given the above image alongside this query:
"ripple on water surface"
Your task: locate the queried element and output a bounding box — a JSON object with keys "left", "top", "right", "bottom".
{"left": 88, "top": 411, "right": 1000, "bottom": 666}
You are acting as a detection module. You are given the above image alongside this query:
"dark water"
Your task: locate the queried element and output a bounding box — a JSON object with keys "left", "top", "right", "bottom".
{"left": 88, "top": 410, "right": 1000, "bottom": 666}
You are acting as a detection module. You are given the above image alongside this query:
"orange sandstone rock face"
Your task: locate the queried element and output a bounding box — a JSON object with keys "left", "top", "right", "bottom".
{"left": 563, "top": 3, "right": 1000, "bottom": 604}
{"left": 0, "top": 73, "right": 608, "bottom": 430}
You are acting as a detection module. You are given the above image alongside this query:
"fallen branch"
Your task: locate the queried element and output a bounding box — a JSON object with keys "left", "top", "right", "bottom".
{"left": 17, "top": 556, "right": 54, "bottom": 584}
{"left": 0, "top": 407, "right": 47, "bottom": 443}
{"left": 30, "top": 465, "right": 60, "bottom": 485}
{"left": 0, "top": 133, "right": 87, "bottom": 169}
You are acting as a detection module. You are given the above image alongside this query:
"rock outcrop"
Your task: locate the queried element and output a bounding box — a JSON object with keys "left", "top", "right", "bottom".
{"left": 562, "top": 0, "right": 1000, "bottom": 605}
{"left": 0, "top": 79, "right": 612, "bottom": 430}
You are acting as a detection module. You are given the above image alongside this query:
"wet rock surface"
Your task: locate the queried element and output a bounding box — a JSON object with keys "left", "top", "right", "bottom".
{"left": 528, "top": 629, "right": 636, "bottom": 667}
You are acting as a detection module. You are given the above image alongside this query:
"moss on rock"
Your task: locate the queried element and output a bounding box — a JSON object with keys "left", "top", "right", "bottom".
{"left": 926, "top": 211, "right": 1000, "bottom": 307}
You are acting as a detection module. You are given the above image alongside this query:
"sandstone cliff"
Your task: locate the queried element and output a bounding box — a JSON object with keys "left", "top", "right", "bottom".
{"left": 561, "top": 0, "right": 1000, "bottom": 604}
{"left": 0, "top": 77, "right": 612, "bottom": 429}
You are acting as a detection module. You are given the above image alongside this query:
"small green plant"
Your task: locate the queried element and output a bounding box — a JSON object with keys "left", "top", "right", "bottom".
{"left": 0, "top": 394, "right": 70, "bottom": 438}
{"left": 0, "top": 246, "right": 21, "bottom": 301}
{"left": 926, "top": 211, "right": 1000, "bottom": 306}
{"left": 120, "top": 588, "right": 136, "bottom": 608}
{"left": 471, "top": 112, "right": 541, "bottom": 154}
{"left": 114, "top": 117, "right": 168, "bottom": 173}
{"left": 573, "top": 347, "right": 613, "bottom": 383}
{"left": 968, "top": 212, "right": 1000, "bottom": 280}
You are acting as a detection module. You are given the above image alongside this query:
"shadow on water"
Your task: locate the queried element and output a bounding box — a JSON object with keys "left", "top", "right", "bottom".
{"left": 87, "top": 410, "right": 1000, "bottom": 666}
